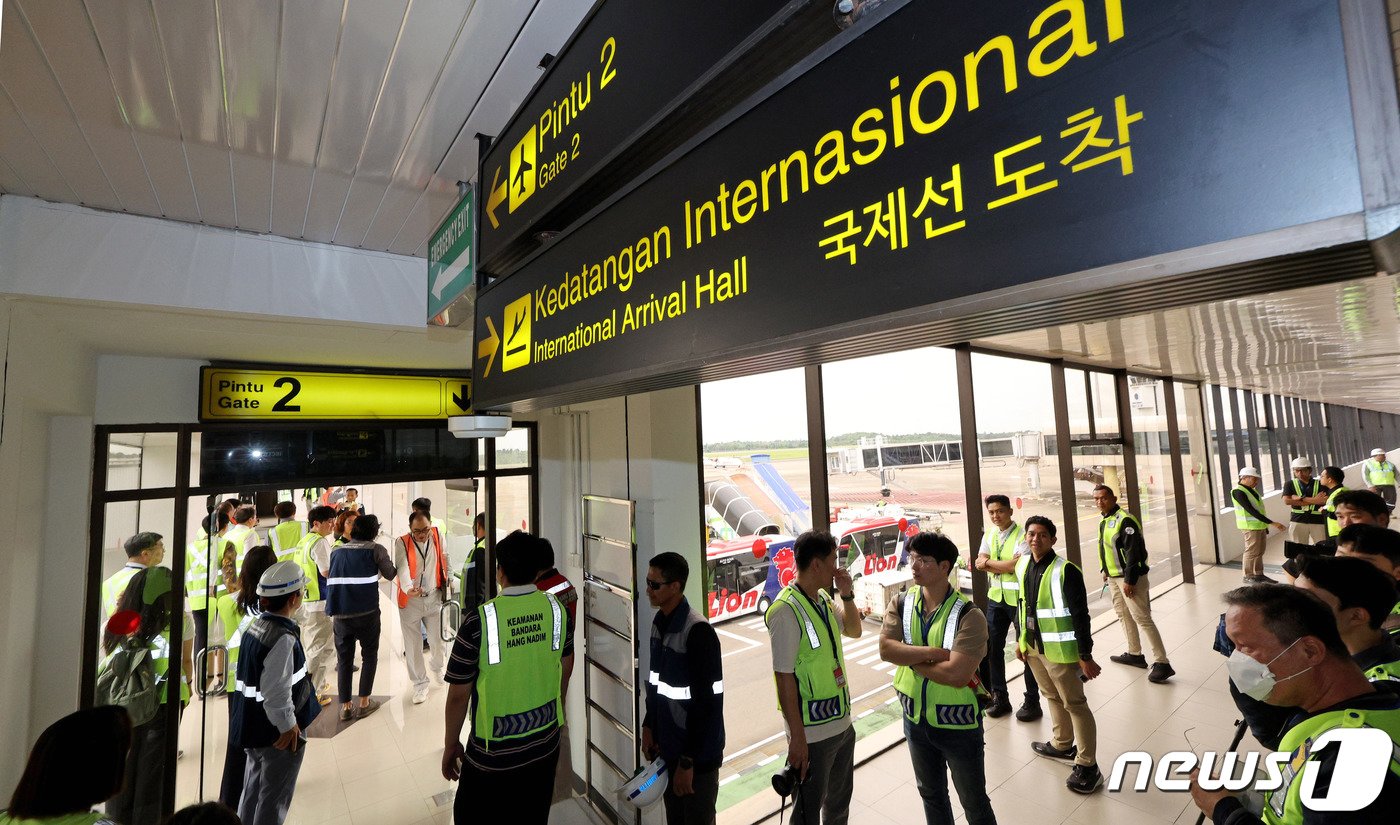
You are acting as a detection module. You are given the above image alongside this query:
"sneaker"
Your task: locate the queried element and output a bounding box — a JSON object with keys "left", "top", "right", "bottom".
{"left": 1032, "top": 741, "right": 1077, "bottom": 761}
{"left": 1245, "top": 575, "right": 1278, "bottom": 585}
{"left": 1110, "top": 652, "right": 1148, "bottom": 668}
{"left": 339, "top": 705, "right": 353, "bottom": 722}
{"left": 355, "top": 698, "right": 382, "bottom": 719}
{"left": 1148, "top": 663, "right": 1176, "bottom": 683}
{"left": 985, "top": 693, "right": 1012, "bottom": 718}
{"left": 1066, "top": 763, "right": 1104, "bottom": 794}
{"left": 412, "top": 685, "right": 429, "bottom": 704}
{"left": 1015, "top": 699, "right": 1043, "bottom": 722}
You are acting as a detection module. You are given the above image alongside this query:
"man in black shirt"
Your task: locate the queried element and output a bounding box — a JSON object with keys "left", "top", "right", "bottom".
{"left": 1016, "top": 516, "right": 1103, "bottom": 795}
{"left": 642, "top": 552, "right": 724, "bottom": 825}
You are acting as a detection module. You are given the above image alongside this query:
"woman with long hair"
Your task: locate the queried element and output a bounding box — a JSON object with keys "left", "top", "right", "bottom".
{"left": 332, "top": 511, "right": 357, "bottom": 547}
{"left": 219, "top": 544, "right": 278, "bottom": 811}
{"left": 1, "top": 706, "right": 131, "bottom": 824}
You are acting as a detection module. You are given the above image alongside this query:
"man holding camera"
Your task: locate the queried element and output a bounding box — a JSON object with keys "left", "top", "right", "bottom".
{"left": 765, "top": 531, "right": 863, "bottom": 825}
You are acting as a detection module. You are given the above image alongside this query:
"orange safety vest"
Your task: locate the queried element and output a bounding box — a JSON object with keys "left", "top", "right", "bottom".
{"left": 395, "top": 530, "right": 448, "bottom": 608}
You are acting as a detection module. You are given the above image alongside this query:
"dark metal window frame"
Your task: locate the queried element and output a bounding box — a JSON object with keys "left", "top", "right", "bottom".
{"left": 82, "top": 419, "right": 538, "bottom": 817}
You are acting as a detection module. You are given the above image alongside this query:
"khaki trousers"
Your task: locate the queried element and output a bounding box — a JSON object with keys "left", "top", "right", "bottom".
{"left": 1241, "top": 530, "right": 1267, "bottom": 578}
{"left": 1025, "top": 649, "right": 1096, "bottom": 767}
{"left": 1287, "top": 521, "right": 1326, "bottom": 545}
{"left": 297, "top": 604, "right": 335, "bottom": 690}
{"left": 1108, "top": 574, "right": 1169, "bottom": 665}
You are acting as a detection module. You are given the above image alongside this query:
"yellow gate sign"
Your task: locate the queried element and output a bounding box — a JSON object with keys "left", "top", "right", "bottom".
{"left": 200, "top": 367, "right": 472, "bottom": 421}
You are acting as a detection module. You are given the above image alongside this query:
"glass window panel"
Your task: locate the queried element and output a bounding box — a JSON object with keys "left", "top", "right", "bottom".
{"left": 584, "top": 536, "right": 633, "bottom": 592}
{"left": 585, "top": 579, "right": 633, "bottom": 636}
{"left": 1070, "top": 443, "right": 1126, "bottom": 620}
{"left": 588, "top": 706, "right": 636, "bottom": 776}
{"left": 1089, "top": 371, "right": 1120, "bottom": 439}
{"left": 1177, "top": 384, "right": 1218, "bottom": 565}
{"left": 587, "top": 625, "right": 635, "bottom": 689}
{"left": 494, "top": 426, "right": 531, "bottom": 470}
{"left": 972, "top": 354, "right": 1060, "bottom": 689}
{"left": 584, "top": 497, "right": 634, "bottom": 544}
{"left": 494, "top": 474, "right": 532, "bottom": 537}
{"left": 1129, "top": 378, "right": 1183, "bottom": 584}
{"left": 107, "top": 431, "right": 179, "bottom": 491}
{"left": 1065, "top": 368, "right": 1091, "bottom": 438}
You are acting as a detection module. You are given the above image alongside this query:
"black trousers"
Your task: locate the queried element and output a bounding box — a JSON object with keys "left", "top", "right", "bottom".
{"left": 191, "top": 608, "right": 209, "bottom": 680}
{"left": 983, "top": 599, "right": 1039, "bottom": 702}
{"left": 454, "top": 745, "right": 559, "bottom": 825}
{"left": 106, "top": 705, "right": 169, "bottom": 825}
{"left": 219, "top": 698, "right": 248, "bottom": 809}
{"left": 333, "top": 613, "right": 380, "bottom": 703}
{"left": 663, "top": 767, "right": 720, "bottom": 825}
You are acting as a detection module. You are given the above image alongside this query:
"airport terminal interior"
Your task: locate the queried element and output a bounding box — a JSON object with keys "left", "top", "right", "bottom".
{"left": 3, "top": 1, "right": 1400, "bottom": 825}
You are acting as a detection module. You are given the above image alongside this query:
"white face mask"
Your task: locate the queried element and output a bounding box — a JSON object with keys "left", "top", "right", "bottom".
{"left": 1227, "top": 638, "right": 1311, "bottom": 701}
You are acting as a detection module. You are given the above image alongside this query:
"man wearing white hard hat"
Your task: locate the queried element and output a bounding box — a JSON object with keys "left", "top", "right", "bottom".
{"left": 1281, "top": 457, "right": 1328, "bottom": 546}
{"left": 231, "top": 560, "right": 322, "bottom": 825}
{"left": 1231, "top": 467, "right": 1283, "bottom": 584}
{"left": 1364, "top": 448, "right": 1397, "bottom": 508}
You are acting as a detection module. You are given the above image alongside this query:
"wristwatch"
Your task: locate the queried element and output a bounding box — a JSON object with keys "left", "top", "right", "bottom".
{"left": 840, "top": 592, "right": 856, "bottom": 601}
{"left": 678, "top": 756, "right": 694, "bottom": 770}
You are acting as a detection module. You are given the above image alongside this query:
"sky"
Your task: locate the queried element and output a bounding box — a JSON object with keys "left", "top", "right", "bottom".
{"left": 698, "top": 347, "right": 1061, "bottom": 445}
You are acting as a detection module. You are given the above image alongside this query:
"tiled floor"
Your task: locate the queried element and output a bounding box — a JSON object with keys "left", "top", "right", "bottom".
{"left": 174, "top": 563, "right": 1255, "bottom": 825}
{"left": 841, "top": 564, "right": 1261, "bottom": 825}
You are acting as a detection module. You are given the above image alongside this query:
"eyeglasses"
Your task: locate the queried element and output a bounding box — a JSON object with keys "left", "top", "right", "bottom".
{"left": 645, "top": 579, "right": 672, "bottom": 591}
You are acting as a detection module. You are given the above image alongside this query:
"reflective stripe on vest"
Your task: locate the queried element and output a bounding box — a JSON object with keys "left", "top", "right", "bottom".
{"left": 1098, "top": 509, "right": 1138, "bottom": 577}
{"left": 1017, "top": 554, "right": 1080, "bottom": 664}
{"left": 1262, "top": 706, "right": 1400, "bottom": 823}
{"left": 1366, "top": 658, "right": 1400, "bottom": 684}
{"left": 1232, "top": 484, "right": 1269, "bottom": 531}
{"left": 270, "top": 521, "right": 306, "bottom": 561}
{"left": 647, "top": 670, "right": 727, "bottom": 700}
{"left": 293, "top": 533, "right": 324, "bottom": 602}
{"left": 101, "top": 565, "right": 144, "bottom": 619}
{"left": 1289, "top": 478, "right": 1322, "bottom": 515}
{"left": 1366, "top": 459, "right": 1398, "bottom": 487}
{"left": 986, "top": 524, "right": 1023, "bottom": 605}
{"left": 764, "top": 585, "right": 849, "bottom": 727}
{"left": 327, "top": 575, "right": 379, "bottom": 585}
{"left": 226, "top": 611, "right": 258, "bottom": 694}
{"left": 475, "top": 590, "right": 565, "bottom": 745}
{"left": 545, "top": 580, "right": 571, "bottom": 595}
{"left": 894, "top": 585, "right": 978, "bottom": 729}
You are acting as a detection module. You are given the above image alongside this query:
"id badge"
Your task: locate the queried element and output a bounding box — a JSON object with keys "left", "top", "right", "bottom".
{"left": 833, "top": 665, "right": 847, "bottom": 688}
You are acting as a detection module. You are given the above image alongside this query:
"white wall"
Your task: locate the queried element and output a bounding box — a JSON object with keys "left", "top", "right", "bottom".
{"left": 0, "top": 195, "right": 427, "bottom": 328}
{"left": 0, "top": 300, "right": 97, "bottom": 792}
{"left": 96, "top": 356, "right": 203, "bottom": 425}
{"left": 534, "top": 387, "right": 702, "bottom": 817}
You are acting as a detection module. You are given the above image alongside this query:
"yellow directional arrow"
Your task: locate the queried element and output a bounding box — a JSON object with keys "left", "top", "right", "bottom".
{"left": 477, "top": 315, "right": 500, "bottom": 378}
{"left": 485, "top": 165, "right": 508, "bottom": 230}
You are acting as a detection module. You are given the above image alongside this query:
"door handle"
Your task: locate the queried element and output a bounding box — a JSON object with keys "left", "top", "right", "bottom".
{"left": 439, "top": 601, "right": 461, "bottom": 642}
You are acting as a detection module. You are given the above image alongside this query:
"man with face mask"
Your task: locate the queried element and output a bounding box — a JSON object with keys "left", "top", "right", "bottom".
{"left": 1191, "top": 585, "right": 1400, "bottom": 824}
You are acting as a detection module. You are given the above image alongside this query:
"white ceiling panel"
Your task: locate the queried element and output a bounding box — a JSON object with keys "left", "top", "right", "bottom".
{"left": 0, "top": 0, "right": 614, "bottom": 257}
{"left": 0, "top": 1, "right": 119, "bottom": 209}
{"left": 972, "top": 274, "right": 1400, "bottom": 413}
{"left": 15, "top": 0, "right": 161, "bottom": 216}
{"left": 82, "top": 0, "right": 202, "bottom": 222}
{"left": 219, "top": 0, "right": 281, "bottom": 233}
{"left": 0, "top": 87, "right": 75, "bottom": 200}
{"left": 398, "top": 0, "right": 594, "bottom": 256}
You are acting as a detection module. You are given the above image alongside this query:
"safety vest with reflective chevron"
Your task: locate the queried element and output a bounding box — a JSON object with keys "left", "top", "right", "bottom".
{"left": 765, "top": 584, "right": 850, "bottom": 727}
{"left": 474, "top": 589, "right": 565, "bottom": 747}
{"left": 892, "top": 585, "right": 979, "bottom": 729}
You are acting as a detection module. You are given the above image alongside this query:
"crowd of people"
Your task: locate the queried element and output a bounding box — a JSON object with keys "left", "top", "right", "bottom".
{"left": 6, "top": 449, "right": 1400, "bottom": 825}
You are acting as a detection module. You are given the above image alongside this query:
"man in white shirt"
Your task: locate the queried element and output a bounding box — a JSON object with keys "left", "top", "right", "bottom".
{"left": 296, "top": 505, "right": 338, "bottom": 701}
{"left": 394, "top": 510, "right": 449, "bottom": 703}
{"left": 974, "top": 494, "right": 1040, "bottom": 722}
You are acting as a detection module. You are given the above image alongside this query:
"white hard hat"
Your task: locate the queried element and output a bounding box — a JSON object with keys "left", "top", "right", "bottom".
{"left": 257, "top": 560, "right": 307, "bottom": 597}
{"left": 1373, "top": 448, "right": 1387, "bottom": 457}
{"left": 1290, "top": 457, "right": 1312, "bottom": 470}
{"left": 618, "top": 757, "right": 667, "bottom": 810}
{"left": 1239, "top": 466, "right": 1261, "bottom": 479}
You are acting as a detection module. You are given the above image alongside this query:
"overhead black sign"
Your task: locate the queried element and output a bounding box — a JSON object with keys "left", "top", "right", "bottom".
{"left": 477, "top": 0, "right": 793, "bottom": 270}
{"left": 200, "top": 426, "right": 478, "bottom": 488}
{"left": 475, "top": 0, "right": 1365, "bottom": 408}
